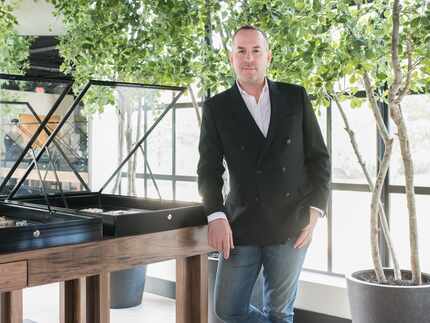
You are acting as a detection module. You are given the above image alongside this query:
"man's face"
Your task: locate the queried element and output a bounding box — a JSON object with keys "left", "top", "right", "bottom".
{"left": 229, "top": 29, "right": 272, "bottom": 86}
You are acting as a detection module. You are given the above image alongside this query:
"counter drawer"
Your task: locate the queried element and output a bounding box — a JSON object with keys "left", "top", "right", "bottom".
{"left": 0, "top": 261, "right": 27, "bottom": 292}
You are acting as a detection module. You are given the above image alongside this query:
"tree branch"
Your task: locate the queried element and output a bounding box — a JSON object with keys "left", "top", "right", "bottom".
{"left": 188, "top": 86, "right": 201, "bottom": 126}
{"left": 399, "top": 37, "right": 413, "bottom": 101}
{"left": 361, "top": 71, "right": 395, "bottom": 283}
{"left": 362, "top": 72, "right": 390, "bottom": 142}
{"left": 331, "top": 91, "right": 401, "bottom": 281}
{"left": 389, "top": 0, "right": 422, "bottom": 285}
{"left": 214, "top": 13, "right": 230, "bottom": 60}
{"left": 389, "top": 0, "right": 402, "bottom": 105}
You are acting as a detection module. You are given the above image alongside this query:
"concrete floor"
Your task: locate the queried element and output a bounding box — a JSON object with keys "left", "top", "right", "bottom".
{"left": 23, "top": 283, "right": 175, "bottom": 323}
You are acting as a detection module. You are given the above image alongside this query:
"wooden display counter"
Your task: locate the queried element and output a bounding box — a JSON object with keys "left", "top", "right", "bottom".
{"left": 0, "top": 225, "right": 211, "bottom": 323}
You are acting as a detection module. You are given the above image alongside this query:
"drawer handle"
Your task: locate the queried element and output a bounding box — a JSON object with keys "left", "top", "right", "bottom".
{"left": 167, "top": 214, "right": 173, "bottom": 221}
{"left": 33, "top": 230, "right": 41, "bottom": 238}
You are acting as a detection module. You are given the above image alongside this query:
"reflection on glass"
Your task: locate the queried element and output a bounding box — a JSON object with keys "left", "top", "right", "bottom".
{"left": 176, "top": 181, "right": 200, "bottom": 202}
{"left": 332, "top": 190, "right": 373, "bottom": 274}
{"left": 146, "top": 109, "right": 173, "bottom": 175}
{"left": 390, "top": 94, "right": 430, "bottom": 186}
{"left": 0, "top": 77, "right": 77, "bottom": 196}
{"left": 176, "top": 108, "right": 200, "bottom": 176}
{"left": 390, "top": 193, "right": 430, "bottom": 274}
{"left": 1, "top": 78, "right": 183, "bottom": 200}
{"left": 146, "top": 179, "right": 173, "bottom": 200}
{"left": 84, "top": 84, "right": 179, "bottom": 196}
{"left": 332, "top": 99, "right": 377, "bottom": 184}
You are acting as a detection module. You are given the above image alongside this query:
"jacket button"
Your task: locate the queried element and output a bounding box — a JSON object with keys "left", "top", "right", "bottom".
{"left": 286, "top": 138, "right": 292, "bottom": 145}
{"left": 285, "top": 192, "right": 291, "bottom": 198}
{"left": 240, "top": 145, "right": 245, "bottom": 150}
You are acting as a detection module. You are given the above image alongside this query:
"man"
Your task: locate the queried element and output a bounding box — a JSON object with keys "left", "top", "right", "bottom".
{"left": 197, "top": 25, "right": 330, "bottom": 323}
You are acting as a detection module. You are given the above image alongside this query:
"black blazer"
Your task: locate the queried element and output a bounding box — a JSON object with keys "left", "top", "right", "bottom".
{"left": 197, "top": 80, "right": 330, "bottom": 245}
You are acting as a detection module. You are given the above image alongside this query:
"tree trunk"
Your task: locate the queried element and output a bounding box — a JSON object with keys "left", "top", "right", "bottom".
{"left": 125, "top": 104, "right": 133, "bottom": 195}
{"left": 132, "top": 98, "right": 143, "bottom": 196}
{"left": 112, "top": 96, "right": 125, "bottom": 194}
{"left": 390, "top": 103, "right": 422, "bottom": 284}
{"left": 331, "top": 92, "right": 401, "bottom": 281}
{"left": 388, "top": 0, "right": 422, "bottom": 285}
{"left": 363, "top": 73, "right": 393, "bottom": 283}
{"left": 188, "top": 86, "right": 201, "bottom": 126}
{"left": 370, "top": 137, "right": 392, "bottom": 284}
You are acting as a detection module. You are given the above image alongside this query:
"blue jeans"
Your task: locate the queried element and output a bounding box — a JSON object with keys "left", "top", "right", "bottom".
{"left": 214, "top": 239, "right": 308, "bottom": 323}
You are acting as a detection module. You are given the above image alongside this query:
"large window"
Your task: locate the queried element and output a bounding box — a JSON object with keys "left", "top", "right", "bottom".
{"left": 390, "top": 193, "right": 430, "bottom": 273}
{"left": 327, "top": 92, "right": 430, "bottom": 275}
{"left": 135, "top": 91, "right": 430, "bottom": 276}
{"left": 303, "top": 106, "right": 328, "bottom": 271}
{"left": 175, "top": 108, "right": 200, "bottom": 177}
{"left": 390, "top": 94, "right": 430, "bottom": 187}
{"left": 146, "top": 110, "right": 173, "bottom": 176}
{"left": 332, "top": 99, "right": 377, "bottom": 184}
{"left": 331, "top": 191, "right": 372, "bottom": 274}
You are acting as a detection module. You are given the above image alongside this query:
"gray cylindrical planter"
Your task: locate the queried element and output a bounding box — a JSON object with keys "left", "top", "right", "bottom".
{"left": 110, "top": 265, "right": 147, "bottom": 309}
{"left": 347, "top": 269, "right": 430, "bottom": 323}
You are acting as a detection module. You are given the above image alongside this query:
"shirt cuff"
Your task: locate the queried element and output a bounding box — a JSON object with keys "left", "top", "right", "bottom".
{"left": 310, "top": 206, "right": 325, "bottom": 218}
{"left": 207, "top": 211, "right": 228, "bottom": 223}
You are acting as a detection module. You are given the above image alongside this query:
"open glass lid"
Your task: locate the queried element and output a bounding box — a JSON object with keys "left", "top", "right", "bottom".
{"left": 0, "top": 73, "right": 74, "bottom": 198}
{"left": 3, "top": 79, "right": 186, "bottom": 201}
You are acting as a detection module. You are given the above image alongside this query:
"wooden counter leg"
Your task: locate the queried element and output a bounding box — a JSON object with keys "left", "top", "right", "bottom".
{"left": 0, "top": 290, "right": 23, "bottom": 323}
{"left": 60, "top": 278, "right": 86, "bottom": 323}
{"left": 176, "top": 254, "right": 208, "bottom": 323}
{"left": 86, "top": 273, "right": 110, "bottom": 323}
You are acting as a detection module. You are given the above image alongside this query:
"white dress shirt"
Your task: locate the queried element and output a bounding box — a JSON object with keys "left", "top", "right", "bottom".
{"left": 207, "top": 80, "right": 323, "bottom": 223}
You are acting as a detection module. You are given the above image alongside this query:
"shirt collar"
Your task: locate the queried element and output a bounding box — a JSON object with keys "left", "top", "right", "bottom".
{"left": 236, "top": 78, "right": 269, "bottom": 98}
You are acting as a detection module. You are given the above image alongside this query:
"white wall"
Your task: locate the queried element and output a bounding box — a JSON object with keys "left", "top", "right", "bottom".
{"left": 146, "top": 260, "right": 176, "bottom": 282}
{"left": 4, "top": 89, "right": 73, "bottom": 116}
{"left": 9, "top": 0, "right": 65, "bottom": 36}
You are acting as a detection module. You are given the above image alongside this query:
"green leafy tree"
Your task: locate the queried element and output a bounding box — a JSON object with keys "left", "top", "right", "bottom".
{"left": 49, "top": 0, "right": 211, "bottom": 194}
{"left": 49, "top": 0, "right": 209, "bottom": 94}
{"left": 45, "top": 0, "right": 430, "bottom": 284}
{"left": 0, "top": 2, "right": 30, "bottom": 74}
{"left": 186, "top": 0, "right": 430, "bottom": 284}
{"left": 220, "top": 0, "right": 430, "bottom": 284}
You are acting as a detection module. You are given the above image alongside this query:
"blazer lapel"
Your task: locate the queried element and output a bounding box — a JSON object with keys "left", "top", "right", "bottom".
{"left": 229, "top": 83, "right": 266, "bottom": 142}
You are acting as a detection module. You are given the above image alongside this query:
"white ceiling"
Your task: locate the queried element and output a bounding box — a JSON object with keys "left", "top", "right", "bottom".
{"left": 9, "top": 0, "right": 65, "bottom": 36}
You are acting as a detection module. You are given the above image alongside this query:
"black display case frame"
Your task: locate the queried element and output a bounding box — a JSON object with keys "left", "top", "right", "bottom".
{"left": 1, "top": 77, "right": 206, "bottom": 241}
{"left": 0, "top": 73, "right": 102, "bottom": 253}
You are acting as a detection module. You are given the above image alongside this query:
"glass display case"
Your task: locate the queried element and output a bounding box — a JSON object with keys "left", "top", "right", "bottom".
{"left": 0, "top": 76, "right": 205, "bottom": 242}
{"left": 0, "top": 73, "right": 102, "bottom": 252}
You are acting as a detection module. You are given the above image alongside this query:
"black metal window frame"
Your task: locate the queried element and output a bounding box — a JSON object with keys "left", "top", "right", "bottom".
{"left": 138, "top": 91, "right": 430, "bottom": 278}
{"left": 5, "top": 73, "right": 427, "bottom": 277}
{"left": 140, "top": 102, "right": 199, "bottom": 200}
{"left": 308, "top": 89, "right": 430, "bottom": 276}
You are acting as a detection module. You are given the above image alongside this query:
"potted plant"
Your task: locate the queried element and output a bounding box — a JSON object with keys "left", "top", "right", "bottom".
{"left": 341, "top": 1, "right": 430, "bottom": 322}
{"left": 302, "top": 1, "right": 430, "bottom": 322}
